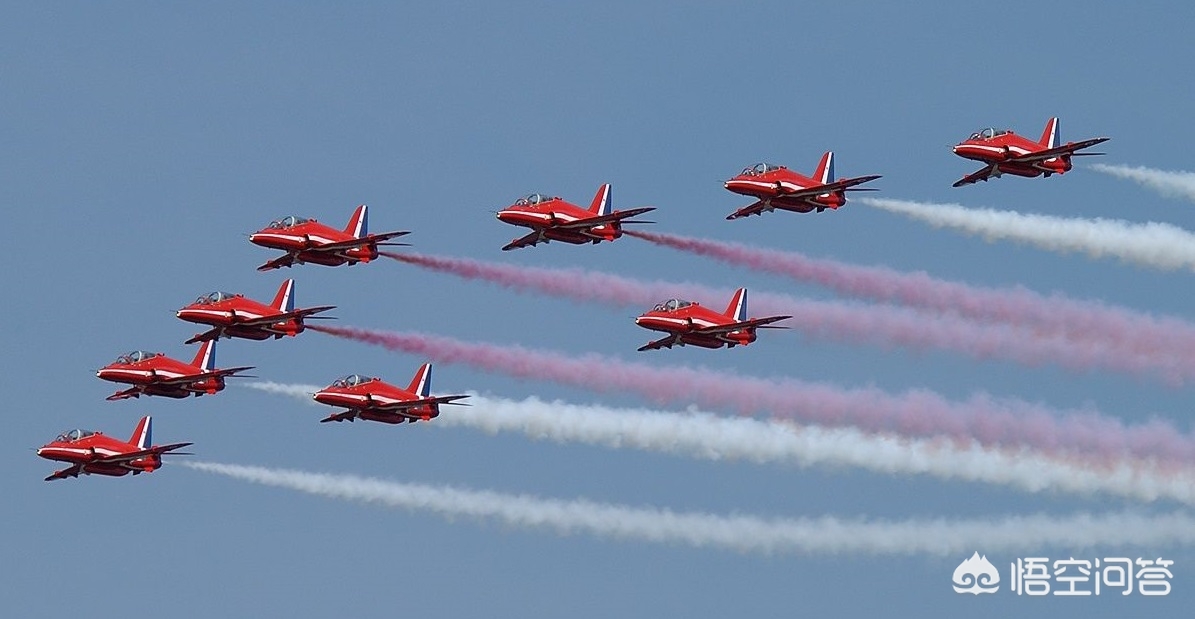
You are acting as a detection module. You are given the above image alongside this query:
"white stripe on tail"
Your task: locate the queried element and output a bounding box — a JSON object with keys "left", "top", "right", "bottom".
{"left": 723, "top": 288, "right": 748, "bottom": 321}
{"left": 190, "top": 340, "right": 216, "bottom": 371}
{"left": 130, "top": 415, "right": 153, "bottom": 449}
{"left": 345, "top": 205, "right": 369, "bottom": 238}
{"left": 588, "top": 184, "right": 612, "bottom": 216}
{"left": 813, "top": 151, "right": 836, "bottom": 185}
{"left": 407, "top": 363, "right": 432, "bottom": 397}
{"left": 271, "top": 279, "right": 296, "bottom": 312}
{"left": 1040, "top": 117, "right": 1060, "bottom": 148}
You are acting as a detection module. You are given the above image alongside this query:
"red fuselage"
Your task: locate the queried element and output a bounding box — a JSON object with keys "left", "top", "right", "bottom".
{"left": 97, "top": 352, "right": 223, "bottom": 399}
{"left": 37, "top": 432, "right": 160, "bottom": 478}
{"left": 249, "top": 218, "right": 378, "bottom": 267}
{"left": 496, "top": 196, "right": 621, "bottom": 245}
{"left": 952, "top": 130, "right": 1070, "bottom": 179}
{"left": 635, "top": 301, "right": 757, "bottom": 349}
{"left": 313, "top": 376, "right": 438, "bottom": 423}
{"left": 724, "top": 166, "right": 846, "bottom": 213}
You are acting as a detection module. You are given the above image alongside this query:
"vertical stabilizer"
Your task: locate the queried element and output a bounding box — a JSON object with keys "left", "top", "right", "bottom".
{"left": 812, "top": 151, "right": 836, "bottom": 185}
{"left": 130, "top": 416, "right": 153, "bottom": 449}
{"left": 1039, "top": 117, "right": 1060, "bottom": 148}
{"left": 588, "top": 184, "right": 612, "bottom": 215}
{"left": 190, "top": 340, "right": 216, "bottom": 371}
{"left": 406, "top": 363, "right": 433, "bottom": 397}
{"left": 270, "top": 279, "right": 296, "bottom": 313}
{"left": 344, "top": 204, "right": 369, "bottom": 238}
{"left": 723, "top": 288, "right": 748, "bottom": 321}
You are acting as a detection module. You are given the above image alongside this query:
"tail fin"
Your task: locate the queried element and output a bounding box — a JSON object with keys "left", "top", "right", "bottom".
{"left": 588, "top": 184, "right": 612, "bottom": 216}
{"left": 129, "top": 416, "right": 152, "bottom": 449}
{"left": 344, "top": 204, "right": 369, "bottom": 238}
{"left": 270, "top": 279, "right": 296, "bottom": 312}
{"left": 406, "top": 363, "right": 432, "bottom": 397}
{"left": 812, "top": 151, "right": 835, "bottom": 185}
{"left": 723, "top": 288, "right": 748, "bottom": 321}
{"left": 189, "top": 340, "right": 216, "bottom": 371}
{"left": 1039, "top": 117, "right": 1060, "bottom": 148}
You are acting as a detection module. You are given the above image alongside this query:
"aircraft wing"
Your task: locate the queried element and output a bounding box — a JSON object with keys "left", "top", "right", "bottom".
{"left": 952, "top": 164, "right": 1000, "bottom": 188}
{"left": 637, "top": 334, "right": 682, "bottom": 352}
{"left": 106, "top": 387, "right": 142, "bottom": 401}
{"left": 1008, "top": 137, "right": 1111, "bottom": 163}
{"left": 45, "top": 464, "right": 84, "bottom": 482}
{"left": 149, "top": 366, "right": 257, "bottom": 386}
{"left": 309, "top": 230, "right": 413, "bottom": 253}
{"left": 556, "top": 207, "right": 656, "bottom": 229}
{"left": 95, "top": 442, "right": 194, "bottom": 463}
{"left": 370, "top": 394, "right": 472, "bottom": 412}
{"left": 185, "top": 327, "right": 225, "bottom": 345}
{"left": 726, "top": 200, "right": 769, "bottom": 220}
{"left": 256, "top": 254, "right": 299, "bottom": 272}
{"left": 502, "top": 230, "right": 544, "bottom": 251}
{"left": 692, "top": 315, "right": 792, "bottom": 335}
{"left": 237, "top": 306, "right": 337, "bottom": 327}
{"left": 778, "top": 175, "right": 882, "bottom": 200}
{"left": 320, "top": 409, "right": 359, "bottom": 423}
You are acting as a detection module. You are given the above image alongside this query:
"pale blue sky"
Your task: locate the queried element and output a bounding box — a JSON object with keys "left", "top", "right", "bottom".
{"left": 3, "top": 2, "right": 1193, "bottom": 616}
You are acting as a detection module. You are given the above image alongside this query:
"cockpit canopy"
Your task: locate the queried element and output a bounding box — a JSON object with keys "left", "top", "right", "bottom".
{"left": 115, "top": 350, "right": 158, "bottom": 364}
{"left": 741, "top": 162, "right": 783, "bottom": 176}
{"left": 514, "top": 193, "right": 555, "bottom": 206}
{"left": 330, "top": 374, "right": 375, "bottom": 388}
{"left": 652, "top": 298, "right": 694, "bottom": 312}
{"left": 55, "top": 429, "right": 97, "bottom": 443}
{"left": 968, "top": 128, "right": 1011, "bottom": 140}
{"left": 267, "top": 215, "right": 311, "bottom": 229}
{"left": 194, "top": 291, "right": 236, "bottom": 305}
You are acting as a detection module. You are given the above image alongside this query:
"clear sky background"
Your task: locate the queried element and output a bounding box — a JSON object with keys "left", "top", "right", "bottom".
{"left": 3, "top": 2, "right": 1193, "bottom": 616}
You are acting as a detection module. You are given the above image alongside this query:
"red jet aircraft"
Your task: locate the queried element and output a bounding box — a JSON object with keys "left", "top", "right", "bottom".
{"left": 96, "top": 340, "right": 254, "bottom": 401}
{"left": 723, "top": 152, "right": 881, "bottom": 219}
{"left": 951, "top": 117, "right": 1109, "bottom": 187}
{"left": 176, "top": 278, "right": 335, "bottom": 344}
{"left": 495, "top": 184, "right": 655, "bottom": 251}
{"left": 248, "top": 205, "right": 411, "bottom": 272}
{"left": 634, "top": 288, "right": 791, "bottom": 351}
{"left": 37, "top": 416, "right": 191, "bottom": 482}
{"left": 312, "top": 363, "right": 470, "bottom": 424}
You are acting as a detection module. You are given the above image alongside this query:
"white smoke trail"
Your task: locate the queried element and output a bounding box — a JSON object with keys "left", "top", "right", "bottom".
{"left": 859, "top": 197, "right": 1195, "bottom": 271}
{"left": 184, "top": 461, "right": 1195, "bottom": 556}
{"left": 243, "top": 382, "right": 1195, "bottom": 505}
{"left": 1093, "top": 164, "right": 1195, "bottom": 202}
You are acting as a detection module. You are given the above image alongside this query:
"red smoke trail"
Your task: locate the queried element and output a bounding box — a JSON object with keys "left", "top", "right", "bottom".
{"left": 312, "top": 325, "right": 1195, "bottom": 464}
{"left": 385, "top": 252, "right": 1187, "bottom": 382}
{"left": 626, "top": 230, "right": 1195, "bottom": 365}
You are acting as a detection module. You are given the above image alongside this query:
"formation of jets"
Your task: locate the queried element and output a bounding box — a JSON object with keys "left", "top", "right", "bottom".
{"left": 43, "top": 116, "right": 1108, "bottom": 481}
